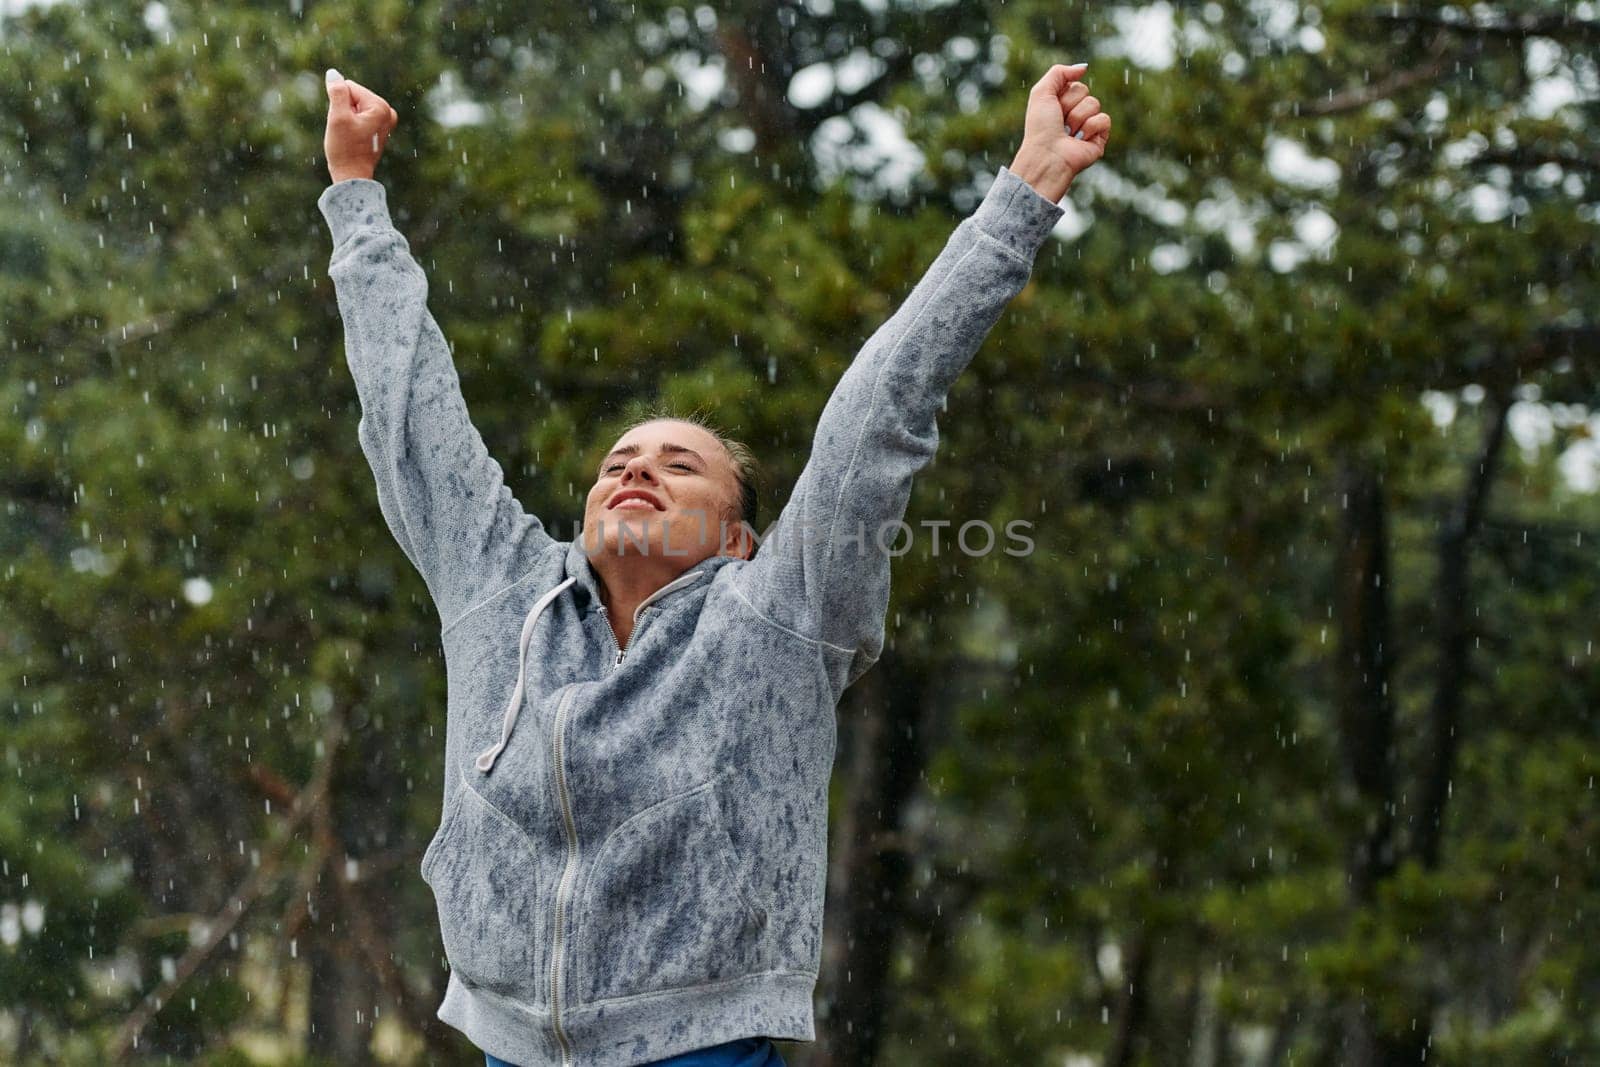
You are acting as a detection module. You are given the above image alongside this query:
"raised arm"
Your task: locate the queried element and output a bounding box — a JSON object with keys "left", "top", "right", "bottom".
{"left": 732, "top": 64, "right": 1110, "bottom": 690}
{"left": 319, "top": 70, "right": 554, "bottom": 630}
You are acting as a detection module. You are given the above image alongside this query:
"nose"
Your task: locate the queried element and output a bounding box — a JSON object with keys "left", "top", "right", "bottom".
{"left": 621, "top": 455, "right": 658, "bottom": 485}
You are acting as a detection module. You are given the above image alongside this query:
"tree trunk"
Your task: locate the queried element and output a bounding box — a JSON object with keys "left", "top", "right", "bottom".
{"left": 1264, "top": 997, "right": 1302, "bottom": 1065}
{"left": 1334, "top": 459, "right": 1398, "bottom": 907}
{"left": 1331, "top": 387, "right": 1509, "bottom": 1065}
{"left": 1394, "top": 387, "right": 1510, "bottom": 1067}
{"left": 1105, "top": 929, "right": 1153, "bottom": 1067}
{"left": 1333, "top": 459, "right": 1401, "bottom": 1067}
{"left": 306, "top": 870, "right": 377, "bottom": 1064}
{"left": 1414, "top": 388, "right": 1509, "bottom": 870}
{"left": 811, "top": 651, "right": 931, "bottom": 1066}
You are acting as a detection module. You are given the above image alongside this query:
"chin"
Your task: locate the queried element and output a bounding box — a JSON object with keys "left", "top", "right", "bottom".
{"left": 585, "top": 512, "right": 666, "bottom": 558}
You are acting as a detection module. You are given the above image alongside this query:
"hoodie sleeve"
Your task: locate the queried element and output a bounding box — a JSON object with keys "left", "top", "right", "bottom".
{"left": 317, "top": 178, "right": 555, "bottom": 630}
{"left": 732, "top": 165, "right": 1064, "bottom": 689}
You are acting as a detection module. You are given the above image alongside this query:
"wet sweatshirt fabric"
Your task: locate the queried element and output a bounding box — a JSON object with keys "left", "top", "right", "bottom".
{"left": 316, "top": 164, "right": 1064, "bottom": 1067}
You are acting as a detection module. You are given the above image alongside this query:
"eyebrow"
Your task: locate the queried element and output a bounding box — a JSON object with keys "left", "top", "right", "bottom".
{"left": 600, "top": 442, "right": 706, "bottom": 466}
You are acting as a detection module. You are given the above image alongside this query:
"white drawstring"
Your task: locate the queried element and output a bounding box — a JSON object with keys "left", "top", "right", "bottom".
{"left": 475, "top": 576, "right": 577, "bottom": 774}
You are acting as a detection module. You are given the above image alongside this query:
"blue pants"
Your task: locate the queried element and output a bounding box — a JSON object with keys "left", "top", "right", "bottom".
{"left": 485, "top": 1036, "right": 784, "bottom": 1067}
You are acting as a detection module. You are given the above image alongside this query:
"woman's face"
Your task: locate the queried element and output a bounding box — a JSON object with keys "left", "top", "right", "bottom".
{"left": 582, "top": 419, "right": 747, "bottom": 565}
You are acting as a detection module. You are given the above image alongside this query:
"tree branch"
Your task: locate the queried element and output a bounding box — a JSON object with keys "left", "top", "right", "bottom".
{"left": 1363, "top": 8, "right": 1600, "bottom": 44}
{"left": 1292, "top": 32, "right": 1453, "bottom": 116}
{"left": 1473, "top": 147, "right": 1600, "bottom": 175}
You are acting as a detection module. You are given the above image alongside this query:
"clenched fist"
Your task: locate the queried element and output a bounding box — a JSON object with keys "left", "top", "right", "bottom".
{"left": 323, "top": 68, "right": 399, "bottom": 184}
{"left": 1009, "top": 63, "right": 1112, "bottom": 204}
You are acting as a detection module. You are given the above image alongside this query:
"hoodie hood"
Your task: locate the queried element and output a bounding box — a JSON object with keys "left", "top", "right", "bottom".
{"left": 558, "top": 534, "right": 744, "bottom": 612}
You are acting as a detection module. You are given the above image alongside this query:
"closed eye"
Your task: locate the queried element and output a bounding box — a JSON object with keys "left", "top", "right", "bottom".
{"left": 601, "top": 461, "right": 696, "bottom": 474}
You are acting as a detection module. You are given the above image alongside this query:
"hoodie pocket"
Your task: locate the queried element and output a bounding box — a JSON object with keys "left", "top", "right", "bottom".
{"left": 574, "top": 775, "right": 769, "bottom": 1003}
{"left": 421, "top": 782, "right": 543, "bottom": 1000}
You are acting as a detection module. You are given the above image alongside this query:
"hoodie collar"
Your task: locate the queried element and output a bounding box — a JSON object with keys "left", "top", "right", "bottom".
{"left": 562, "top": 536, "right": 738, "bottom": 613}
{"left": 475, "top": 543, "right": 740, "bottom": 775}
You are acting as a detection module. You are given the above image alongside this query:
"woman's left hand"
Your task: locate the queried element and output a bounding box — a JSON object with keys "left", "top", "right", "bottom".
{"left": 1009, "top": 63, "right": 1112, "bottom": 203}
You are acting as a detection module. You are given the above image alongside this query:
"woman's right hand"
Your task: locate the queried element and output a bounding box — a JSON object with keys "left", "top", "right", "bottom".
{"left": 323, "top": 68, "right": 398, "bottom": 184}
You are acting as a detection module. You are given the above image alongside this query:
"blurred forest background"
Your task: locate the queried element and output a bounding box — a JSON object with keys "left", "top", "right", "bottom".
{"left": 2, "top": 0, "right": 1597, "bottom": 1063}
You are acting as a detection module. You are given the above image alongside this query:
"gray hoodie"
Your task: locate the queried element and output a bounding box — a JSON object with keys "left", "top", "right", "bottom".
{"left": 317, "top": 164, "right": 1063, "bottom": 1066}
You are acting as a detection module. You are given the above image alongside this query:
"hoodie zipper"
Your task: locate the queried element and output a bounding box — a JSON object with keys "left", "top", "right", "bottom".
{"left": 596, "top": 604, "right": 624, "bottom": 666}
{"left": 548, "top": 568, "right": 708, "bottom": 1060}
{"left": 548, "top": 684, "right": 579, "bottom": 1065}
{"left": 595, "top": 569, "right": 705, "bottom": 667}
